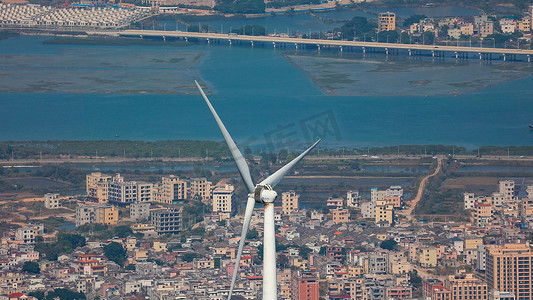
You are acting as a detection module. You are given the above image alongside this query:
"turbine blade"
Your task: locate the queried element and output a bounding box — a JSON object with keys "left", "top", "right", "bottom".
{"left": 195, "top": 81, "right": 255, "bottom": 194}
{"left": 259, "top": 139, "right": 321, "bottom": 188}
{"left": 228, "top": 196, "right": 256, "bottom": 300}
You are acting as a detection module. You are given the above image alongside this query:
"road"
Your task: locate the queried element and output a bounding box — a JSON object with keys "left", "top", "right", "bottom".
{"left": 399, "top": 158, "right": 442, "bottom": 222}
{"left": 101, "top": 29, "right": 533, "bottom": 57}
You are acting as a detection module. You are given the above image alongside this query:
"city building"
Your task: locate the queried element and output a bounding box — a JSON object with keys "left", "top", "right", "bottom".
{"left": 445, "top": 272, "right": 488, "bottom": 300}
{"left": 76, "top": 204, "right": 118, "bottom": 227}
{"left": 375, "top": 198, "right": 394, "bottom": 227}
{"left": 44, "top": 193, "right": 61, "bottom": 209}
{"left": 151, "top": 206, "right": 182, "bottom": 235}
{"left": 282, "top": 191, "right": 300, "bottom": 215}
{"left": 326, "top": 197, "right": 344, "bottom": 209}
{"left": 378, "top": 12, "right": 396, "bottom": 32}
{"left": 346, "top": 190, "right": 361, "bottom": 208}
{"left": 212, "top": 184, "right": 236, "bottom": 220}
{"left": 486, "top": 243, "right": 533, "bottom": 300}
{"left": 130, "top": 202, "right": 151, "bottom": 222}
{"left": 86, "top": 172, "right": 112, "bottom": 203}
{"left": 15, "top": 227, "right": 35, "bottom": 244}
{"left": 478, "top": 21, "right": 494, "bottom": 37}
{"left": 332, "top": 208, "right": 350, "bottom": 224}
{"left": 107, "top": 174, "right": 139, "bottom": 204}
{"left": 189, "top": 177, "right": 212, "bottom": 203}
{"left": 154, "top": 175, "right": 188, "bottom": 204}
{"left": 291, "top": 270, "right": 319, "bottom": 300}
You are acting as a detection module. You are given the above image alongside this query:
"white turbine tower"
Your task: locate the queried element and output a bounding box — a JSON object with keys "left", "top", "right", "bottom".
{"left": 195, "top": 81, "right": 320, "bottom": 300}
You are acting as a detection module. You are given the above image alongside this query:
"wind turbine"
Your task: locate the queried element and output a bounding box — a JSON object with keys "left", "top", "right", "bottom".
{"left": 195, "top": 81, "right": 320, "bottom": 300}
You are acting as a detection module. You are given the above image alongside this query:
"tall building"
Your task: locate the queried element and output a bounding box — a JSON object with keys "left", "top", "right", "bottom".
{"left": 107, "top": 174, "right": 138, "bottom": 204}
{"left": 332, "top": 208, "right": 350, "bottom": 224}
{"left": 291, "top": 271, "right": 319, "bottom": 300}
{"left": 486, "top": 243, "right": 533, "bottom": 300}
{"left": 44, "top": 193, "right": 61, "bottom": 209}
{"left": 130, "top": 202, "right": 151, "bottom": 222}
{"left": 76, "top": 204, "right": 118, "bottom": 227}
{"left": 189, "top": 177, "right": 212, "bottom": 203}
{"left": 86, "top": 172, "right": 112, "bottom": 203}
{"left": 151, "top": 206, "right": 182, "bottom": 235}
{"left": 282, "top": 191, "right": 300, "bottom": 215}
{"left": 212, "top": 184, "right": 236, "bottom": 220}
{"left": 154, "top": 175, "right": 188, "bottom": 204}
{"left": 378, "top": 12, "right": 396, "bottom": 32}
{"left": 445, "top": 272, "right": 488, "bottom": 300}
{"left": 375, "top": 198, "right": 394, "bottom": 227}
{"left": 346, "top": 190, "right": 361, "bottom": 208}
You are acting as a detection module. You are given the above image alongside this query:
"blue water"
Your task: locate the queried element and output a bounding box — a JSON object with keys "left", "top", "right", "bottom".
{"left": 0, "top": 35, "right": 532, "bottom": 151}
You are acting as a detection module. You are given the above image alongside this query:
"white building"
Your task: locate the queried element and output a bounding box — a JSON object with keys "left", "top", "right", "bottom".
{"left": 499, "top": 19, "right": 516, "bottom": 34}
{"left": 212, "top": 184, "right": 236, "bottom": 220}
{"left": 464, "top": 192, "right": 476, "bottom": 210}
{"left": 44, "top": 193, "right": 61, "bottom": 209}
{"left": 346, "top": 190, "right": 361, "bottom": 208}
{"left": 130, "top": 202, "right": 151, "bottom": 222}
{"left": 15, "top": 227, "right": 35, "bottom": 244}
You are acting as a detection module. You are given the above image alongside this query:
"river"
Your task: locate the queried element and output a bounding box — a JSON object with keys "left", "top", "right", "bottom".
{"left": 0, "top": 6, "right": 532, "bottom": 151}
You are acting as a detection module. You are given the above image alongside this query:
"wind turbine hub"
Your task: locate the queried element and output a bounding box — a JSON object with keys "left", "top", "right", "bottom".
{"left": 254, "top": 184, "right": 277, "bottom": 204}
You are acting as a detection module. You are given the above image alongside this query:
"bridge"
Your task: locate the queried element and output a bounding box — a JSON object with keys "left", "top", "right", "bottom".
{"left": 94, "top": 29, "right": 533, "bottom": 61}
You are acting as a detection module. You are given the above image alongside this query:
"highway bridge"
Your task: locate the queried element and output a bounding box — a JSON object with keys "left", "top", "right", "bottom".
{"left": 93, "top": 29, "right": 533, "bottom": 61}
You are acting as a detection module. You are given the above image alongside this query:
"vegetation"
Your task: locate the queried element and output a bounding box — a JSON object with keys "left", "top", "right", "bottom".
{"left": 335, "top": 17, "right": 377, "bottom": 41}
{"left": 44, "top": 288, "right": 86, "bottom": 300}
{"left": 22, "top": 261, "right": 41, "bottom": 274}
{"left": 182, "top": 252, "right": 198, "bottom": 262}
{"left": 214, "top": 0, "right": 265, "bottom": 14}
{"left": 103, "top": 242, "right": 127, "bottom": 266}
{"left": 34, "top": 233, "right": 86, "bottom": 261}
{"left": 266, "top": 0, "right": 319, "bottom": 9}
{"left": 0, "top": 140, "right": 229, "bottom": 159}
{"left": 380, "top": 239, "right": 398, "bottom": 251}
{"left": 403, "top": 14, "right": 427, "bottom": 27}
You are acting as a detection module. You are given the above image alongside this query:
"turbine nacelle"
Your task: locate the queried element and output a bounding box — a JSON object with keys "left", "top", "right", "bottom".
{"left": 254, "top": 184, "right": 278, "bottom": 204}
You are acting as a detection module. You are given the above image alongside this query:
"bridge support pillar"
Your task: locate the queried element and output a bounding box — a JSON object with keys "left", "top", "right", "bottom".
{"left": 185, "top": 37, "right": 188, "bottom": 42}
{"left": 251, "top": 41, "right": 254, "bottom": 47}
{"left": 478, "top": 52, "right": 482, "bottom": 60}
{"left": 340, "top": 46, "right": 343, "bottom": 52}
{"left": 273, "top": 42, "right": 276, "bottom": 48}
{"left": 431, "top": 50, "right": 435, "bottom": 57}
{"left": 362, "top": 46, "right": 365, "bottom": 54}
{"left": 139, "top": 34, "right": 143, "bottom": 39}
{"left": 295, "top": 43, "right": 298, "bottom": 50}
{"left": 317, "top": 45, "right": 320, "bottom": 52}
{"left": 528, "top": 55, "right": 531, "bottom": 62}
{"left": 503, "top": 53, "right": 506, "bottom": 61}
{"left": 455, "top": 51, "right": 458, "bottom": 59}
{"left": 408, "top": 49, "right": 411, "bottom": 56}
{"left": 229, "top": 39, "right": 232, "bottom": 45}
{"left": 162, "top": 36, "right": 166, "bottom": 42}
{"left": 207, "top": 38, "right": 210, "bottom": 44}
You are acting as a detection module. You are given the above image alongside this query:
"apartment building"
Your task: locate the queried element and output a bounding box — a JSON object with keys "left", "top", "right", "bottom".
{"left": 76, "top": 204, "right": 118, "bottom": 227}
{"left": 151, "top": 206, "right": 182, "bottom": 235}
{"left": 291, "top": 270, "right": 319, "bottom": 300}
{"left": 378, "top": 12, "right": 396, "bottom": 32}
{"left": 86, "top": 172, "right": 112, "bottom": 203}
{"left": 332, "top": 208, "right": 350, "bottom": 224}
{"left": 445, "top": 272, "right": 488, "bottom": 300}
{"left": 154, "top": 175, "right": 188, "bottom": 204}
{"left": 346, "top": 190, "right": 361, "bottom": 208}
{"left": 212, "top": 184, "right": 236, "bottom": 220}
{"left": 44, "top": 193, "right": 61, "bottom": 209}
{"left": 189, "top": 177, "right": 212, "bottom": 203}
{"left": 130, "top": 202, "right": 151, "bottom": 222}
{"left": 282, "top": 191, "right": 300, "bottom": 215}
{"left": 486, "top": 243, "right": 533, "bottom": 300}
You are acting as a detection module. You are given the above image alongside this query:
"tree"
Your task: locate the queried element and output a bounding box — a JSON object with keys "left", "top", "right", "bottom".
{"left": 248, "top": 228, "right": 259, "bottom": 239}
{"left": 28, "top": 291, "right": 45, "bottom": 300}
{"left": 103, "top": 242, "right": 127, "bottom": 266}
{"left": 45, "top": 288, "right": 85, "bottom": 300}
{"left": 319, "top": 246, "right": 327, "bottom": 256}
{"left": 299, "top": 246, "right": 312, "bottom": 258}
{"left": 182, "top": 252, "right": 198, "bottom": 262}
{"left": 409, "top": 270, "right": 422, "bottom": 289}
{"left": 22, "top": 261, "right": 40, "bottom": 274}
{"left": 380, "top": 239, "right": 398, "bottom": 251}
{"left": 403, "top": 14, "right": 427, "bottom": 27}
{"left": 113, "top": 225, "right": 133, "bottom": 238}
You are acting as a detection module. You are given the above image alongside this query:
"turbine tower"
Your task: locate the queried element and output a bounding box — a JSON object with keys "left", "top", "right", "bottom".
{"left": 195, "top": 81, "right": 320, "bottom": 300}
